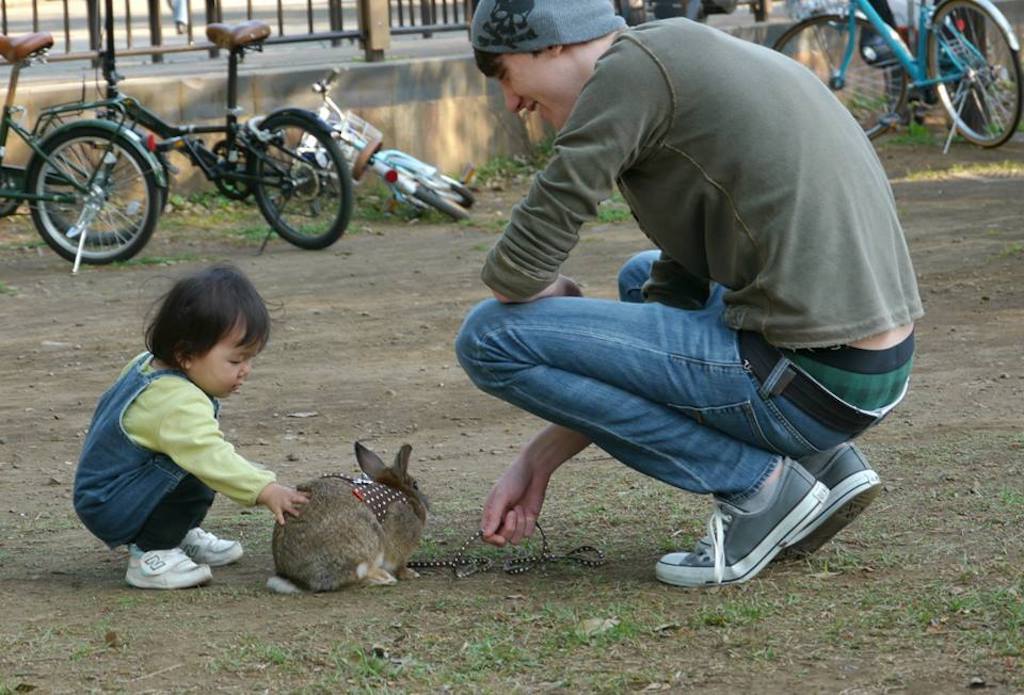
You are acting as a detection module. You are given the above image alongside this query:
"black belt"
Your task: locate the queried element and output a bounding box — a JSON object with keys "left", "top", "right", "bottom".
{"left": 739, "top": 331, "right": 878, "bottom": 434}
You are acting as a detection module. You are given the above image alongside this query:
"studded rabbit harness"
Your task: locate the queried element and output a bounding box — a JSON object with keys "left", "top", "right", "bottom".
{"left": 321, "top": 474, "right": 408, "bottom": 524}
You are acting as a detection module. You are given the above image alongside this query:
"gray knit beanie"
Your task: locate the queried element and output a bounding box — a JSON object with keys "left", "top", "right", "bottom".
{"left": 471, "top": 0, "right": 627, "bottom": 53}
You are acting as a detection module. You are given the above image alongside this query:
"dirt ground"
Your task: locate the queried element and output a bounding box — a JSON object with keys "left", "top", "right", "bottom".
{"left": 0, "top": 137, "right": 1022, "bottom": 693}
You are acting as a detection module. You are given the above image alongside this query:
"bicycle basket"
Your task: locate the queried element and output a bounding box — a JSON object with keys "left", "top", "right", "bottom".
{"left": 334, "top": 110, "right": 383, "bottom": 153}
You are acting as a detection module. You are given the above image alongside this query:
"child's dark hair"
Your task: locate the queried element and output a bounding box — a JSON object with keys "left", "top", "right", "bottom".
{"left": 146, "top": 264, "right": 270, "bottom": 369}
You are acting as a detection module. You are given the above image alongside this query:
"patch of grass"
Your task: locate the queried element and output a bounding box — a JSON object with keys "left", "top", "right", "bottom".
{"left": 999, "top": 242, "right": 1024, "bottom": 258}
{"left": 999, "top": 486, "right": 1024, "bottom": 507}
{"left": 596, "top": 193, "right": 632, "bottom": 224}
{"left": 474, "top": 135, "right": 554, "bottom": 186}
{"left": 232, "top": 225, "right": 271, "bottom": 242}
{"left": 186, "top": 190, "right": 239, "bottom": 211}
{"left": 209, "top": 638, "right": 299, "bottom": 673}
{"left": 902, "top": 160, "right": 1024, "bottom": 181}
{"left": 690, "top": 596, "right": 775, "bottom": 628}
{"left": 887, "top": 121, "right": 938, "bottom": 146}
{"left": 112, "top": 254, "right": 200, "bottom": 267}
{"left": 352, "top": 181, "right": 450, "bottom": 224}
{"left": 0, "top": 282, "right": 15, "bottom": 296}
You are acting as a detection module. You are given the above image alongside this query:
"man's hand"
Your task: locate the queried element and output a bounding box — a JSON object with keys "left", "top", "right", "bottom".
{"left": 480, "top": 458, "right": 550, "bottom": 546}
{"left": 479, "top": 424, "right": 591, "bottom": 546}
{"left": 494, "top": 275, "right": 583, "bottom": 303}
{"left": 257, "top": 482, "right": 309, "bottom": 525}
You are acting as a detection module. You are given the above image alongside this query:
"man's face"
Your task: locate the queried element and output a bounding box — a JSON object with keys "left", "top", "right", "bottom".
{"left": 496, "top": 47, "right": 580, "bottom": 130}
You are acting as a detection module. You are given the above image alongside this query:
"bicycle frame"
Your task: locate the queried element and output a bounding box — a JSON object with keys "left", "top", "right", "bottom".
{"left": 0, "top": 61, "right": 106, "bottom": 205}
{"left": 835, "top": 0, "right": 1019, "bottom": 89}
{"left": 86, "top": 0, "right": 281, "bottom": 193}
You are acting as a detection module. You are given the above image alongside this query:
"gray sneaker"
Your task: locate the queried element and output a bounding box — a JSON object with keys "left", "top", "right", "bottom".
{"left": 655, "top": 459, "right": 828, "bottom": 587}
{"left": 779, "top": 443, "right": 881, "bottom": 559}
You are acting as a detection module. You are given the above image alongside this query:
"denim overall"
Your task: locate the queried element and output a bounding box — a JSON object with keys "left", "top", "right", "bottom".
{"left": 74, "top": 353, "right": 220, "bottom": 548}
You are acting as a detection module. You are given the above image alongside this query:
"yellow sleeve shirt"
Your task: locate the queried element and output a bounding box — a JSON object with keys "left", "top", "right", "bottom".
{"left": 121, "top": 364, "right": 276, "bottom": 506}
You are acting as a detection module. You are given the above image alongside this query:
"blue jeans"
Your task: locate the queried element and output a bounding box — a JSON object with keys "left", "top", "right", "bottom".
{"left": 455, "top": 250, "right": 851, "bottom": 503}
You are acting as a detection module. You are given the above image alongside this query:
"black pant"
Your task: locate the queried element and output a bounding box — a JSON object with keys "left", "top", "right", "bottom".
{"left": 132, "top": 474, "right": 215, "bottom": 551}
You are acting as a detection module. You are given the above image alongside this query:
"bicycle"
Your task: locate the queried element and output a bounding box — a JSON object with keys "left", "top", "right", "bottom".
{"left": 772, "top": 0, "right": 1023, "bottom": 148}
{"left": 0, "top": 32, "right": 165, "bottom": 272}
{"left": 80, "top": 6, "right": 354, "bottom": 258}
{"left": 310, "top": 69, "right": 475, "bottom": 222}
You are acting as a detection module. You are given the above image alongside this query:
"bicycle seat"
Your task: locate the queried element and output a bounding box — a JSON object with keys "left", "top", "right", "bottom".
{"left": 0, "top": 32, "right": 53, "bottom": 63}
{"left": 205, "top": 21, "right": 270, "bottom": 50}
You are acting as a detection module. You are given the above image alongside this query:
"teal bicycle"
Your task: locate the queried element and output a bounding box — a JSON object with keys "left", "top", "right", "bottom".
{"left": 773, "top": 0, "right": 1023, "bottom": 148}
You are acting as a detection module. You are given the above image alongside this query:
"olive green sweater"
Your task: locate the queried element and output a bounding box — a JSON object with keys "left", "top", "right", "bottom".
{"left": 481, "top": 19, "right": 924, "bottom": 349}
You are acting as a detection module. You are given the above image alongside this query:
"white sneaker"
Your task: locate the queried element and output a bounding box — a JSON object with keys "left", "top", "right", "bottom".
{"left": 180, "top": 527, "right": 244, "bottom": 567}
{"left": 126, "top": 546, "right": 212, "bottom": 589}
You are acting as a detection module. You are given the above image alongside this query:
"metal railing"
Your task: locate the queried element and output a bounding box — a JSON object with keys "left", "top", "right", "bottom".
{"left": 614, "top": 0, "right": 775, "bottom": 23}
{"left": 0, "top": 0, "right": 473, "bottom": 64}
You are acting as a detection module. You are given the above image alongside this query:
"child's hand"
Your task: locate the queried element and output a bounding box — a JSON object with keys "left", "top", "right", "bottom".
{"left": 257, "top": 483, "right": 309, "bottom": 525}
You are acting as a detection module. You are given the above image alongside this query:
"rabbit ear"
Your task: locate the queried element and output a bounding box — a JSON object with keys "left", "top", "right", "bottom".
{"left": 393, "top": 444, "right": 413, "bottom": 476}
{"left": 354, "top": 441, "right": 387, "bottom": 479}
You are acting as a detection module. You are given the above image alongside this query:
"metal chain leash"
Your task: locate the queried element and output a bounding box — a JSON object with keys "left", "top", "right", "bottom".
{"left": 407, "top": 522, "right": 605, "bottom": 578}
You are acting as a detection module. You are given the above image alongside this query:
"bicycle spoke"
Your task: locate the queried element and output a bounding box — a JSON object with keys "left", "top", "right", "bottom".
{"left": 250, "top": 112, "right": 351, "bottom": 249}
{"left": 774, "top": 15, "right": 907, "bottom": 138}
{"left": 929, "top": 0, "right": 1022, "bottom": 146}
{"left": 30, "top": 129, "right": 157, "bottom": 264}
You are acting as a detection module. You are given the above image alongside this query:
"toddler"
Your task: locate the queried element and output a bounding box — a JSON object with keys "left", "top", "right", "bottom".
{"left": 73, "top": 264, "right": 308, "bottom": 589}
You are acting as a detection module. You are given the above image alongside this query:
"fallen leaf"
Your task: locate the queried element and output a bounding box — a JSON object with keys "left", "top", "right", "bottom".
{"left": 104, "top": 630, "right": 121, "bottom": 648}
{"left": 577, "top": 617, "right": 619, "bottom": 637}
{"left": 286, "top": 411, "right": 320, "bottom": 419}
{"left": 810, "top": 570, "right": 841, "bottom": 579}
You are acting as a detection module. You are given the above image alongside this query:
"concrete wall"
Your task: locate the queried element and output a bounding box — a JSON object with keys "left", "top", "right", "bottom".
{"left": 7, "top": 56, "right": 548, "bottom": 186}
{"left": 8, "top": 0, "right": 1023, "bottom": 188}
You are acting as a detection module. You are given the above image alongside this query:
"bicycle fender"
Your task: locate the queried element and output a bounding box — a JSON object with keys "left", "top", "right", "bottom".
{"left": 936, "top": 0, "right": 1020, "bottom": 51}
{"left": 35, "top": 119, "right": 168, "bottom": 188}
{"left": 262, "top": 107, "right": 332, "bottom": 132}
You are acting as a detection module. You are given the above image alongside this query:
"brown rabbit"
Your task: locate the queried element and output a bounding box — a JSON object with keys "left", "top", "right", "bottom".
{"left": 266, "top": 441, "right": 428, "bottom": 593}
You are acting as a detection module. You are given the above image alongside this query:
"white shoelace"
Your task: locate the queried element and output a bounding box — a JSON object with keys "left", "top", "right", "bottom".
{"left": 706, "top": 503, "right": 732, "bottom": 584}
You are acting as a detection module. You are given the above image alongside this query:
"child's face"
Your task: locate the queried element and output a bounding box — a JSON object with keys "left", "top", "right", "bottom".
{"left": 180, "top": 325, "right": 260, "bottom": 398}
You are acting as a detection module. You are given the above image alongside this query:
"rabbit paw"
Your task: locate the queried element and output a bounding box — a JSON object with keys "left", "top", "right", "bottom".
{"left": 365, "top": 567, "right": 397, "bottom": 585}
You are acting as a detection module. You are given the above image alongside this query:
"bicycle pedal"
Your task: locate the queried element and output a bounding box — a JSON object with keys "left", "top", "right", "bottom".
{"left": 878, "top": 112, "right": 901, "bottom": 130}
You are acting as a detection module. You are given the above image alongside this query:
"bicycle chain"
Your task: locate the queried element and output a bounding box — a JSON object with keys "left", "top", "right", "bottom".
{"left": 407, "top": 523, "right": 605, "bottom": 579}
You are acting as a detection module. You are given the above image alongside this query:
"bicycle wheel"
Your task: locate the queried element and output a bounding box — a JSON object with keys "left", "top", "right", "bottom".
{"left": 252, "top": 111, "right": 353, "bottom": 250}
{"left": 927, "top": 0, "right": 1023, "bottom": 147}
{"left": 774, "top": 14, "right": 909, "bottom": 138}
{"left": 27, "top": 125, "right": 160, "bottom": 264}
{"left": 441, "top": 175, "right": 476, "bottom": 208}
{"left": 413, "top": 186, "right": 470, "bottom": 221}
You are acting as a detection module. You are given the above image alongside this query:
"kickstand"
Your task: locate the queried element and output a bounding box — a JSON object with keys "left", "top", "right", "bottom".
{"left": 72, "top": 226, "right": 88, "bottom": 275}
{"left": 257, "top": 228, "right": 273, "bottom": 255}
{"left": 943, "top": 83, "right": 970, "bottom": 155}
